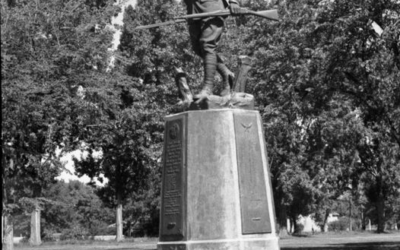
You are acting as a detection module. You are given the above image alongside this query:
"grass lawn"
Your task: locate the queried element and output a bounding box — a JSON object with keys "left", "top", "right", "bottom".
{"left": 280, "top": 231, "right": 400, "bottom": 249}
{"left": 14, "top": 238, "right": 157, "bottom": 250}
{"left": 14, "top": 231, "right": 400, "bottom": 250}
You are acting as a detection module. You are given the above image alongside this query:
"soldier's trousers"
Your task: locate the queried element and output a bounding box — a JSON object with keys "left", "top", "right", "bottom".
{"left": 188, "top": 17, "right": 225, "bottom": 58}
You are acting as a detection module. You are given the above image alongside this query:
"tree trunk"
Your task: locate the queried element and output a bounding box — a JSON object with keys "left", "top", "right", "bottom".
{"left": 277, "top": 205, "right": 289, "bottom": 237}
{"left": 3, "top": 215, "right": 14, "bottom": 250}
{"left": 321, "top": 208, "right": 330, "bottom": 232}
{"left": 291, "top": 216, "right": 298, "bottom": 234}
{"left": 376, "top": 195, "right": 385, "bottom": 233}
{"left": 116, "top": 198, "right": 123, "bottom": 242}
{"left": 29, "top": 201, "right": 41, "bottom": 246}
{"left": 361, "top": 211, "right": 366, "bottom": 230}
{"left": 127, "top": 221, "right": 132, "bottom": 238}
{"left": 3, "top": 157, "right": 14, "bottom": 250}
{"left": 376, "top": 157, "right": 385, "bottom": 233}
{"left": 349, "top": 199, "right": 352, "bottom": 231}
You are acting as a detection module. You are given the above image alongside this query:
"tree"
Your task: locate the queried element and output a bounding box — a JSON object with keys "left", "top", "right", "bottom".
{"left": 72, "top": 70, "right": 165, "bottom": 241}
{"left": 2, "top": 0, "right": 117, "bottom": 248}
{"left": 42, "top": 180, "right": 113, "bottom": 239}
{"left": 13, "top": 180, "right": 114, "bottom": 240}
{"left": 304, "top": 0, "right": 400, "bottom": 233}
{"left": 241, "top": 0, "right": 399, "bottom": 234}
{"left": 13, "top": 161, "right": 60, "bottom": 245}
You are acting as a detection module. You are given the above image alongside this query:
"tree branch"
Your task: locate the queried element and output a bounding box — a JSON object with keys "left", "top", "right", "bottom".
{"left": 391, "top": 39, "right": 400, "bottom": 69}
{"left": 342, "top": 72, "right": 400, "bottom": 147}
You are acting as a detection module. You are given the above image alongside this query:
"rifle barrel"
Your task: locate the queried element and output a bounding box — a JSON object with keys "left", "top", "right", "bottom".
{"left": 177, "top": 9, "right": 279, "bottom": 21}
{"left": 176, "top": 10, "right": 229, "bottom": 20}
{"left": 134, "top": 8, "right": 279, "bottom": 30}
{"left": 134, "top": 19, "right": 186, "bottom": 30}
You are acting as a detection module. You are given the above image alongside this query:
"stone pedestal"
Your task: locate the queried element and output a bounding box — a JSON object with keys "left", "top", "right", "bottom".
{"left": 158, "top": 109, "right": 280, "bottom": 250}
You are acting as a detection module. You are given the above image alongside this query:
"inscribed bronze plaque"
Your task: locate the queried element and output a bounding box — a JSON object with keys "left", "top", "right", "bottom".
{"left": 234, "top": 112, "right": 271, "bottom": 234}
{"left": 160, "top": 118, "right": 185, "bottom": 241}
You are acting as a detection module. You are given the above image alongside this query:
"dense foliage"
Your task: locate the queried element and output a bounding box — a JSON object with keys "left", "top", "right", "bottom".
{"left": 241, "top": 0, "right": 400, "bottom": 233}
{"left": 1, "top": 0, "right": 118, "bottom": 245}
{"left": 2, "top": 0, "right": 399, "bottom": 245}
{"left": 13, "top": 180, "right": 114, "bottom": 240}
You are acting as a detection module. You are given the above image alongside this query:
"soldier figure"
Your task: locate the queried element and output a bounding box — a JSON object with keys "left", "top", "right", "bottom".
{"left": 183, "top": 0, "right": 241, "bottom": 99}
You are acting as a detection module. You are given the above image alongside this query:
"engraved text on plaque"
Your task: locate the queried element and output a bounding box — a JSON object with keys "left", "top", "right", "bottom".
{"left": 160, "top": 118, "right": 185, "bottom": 241}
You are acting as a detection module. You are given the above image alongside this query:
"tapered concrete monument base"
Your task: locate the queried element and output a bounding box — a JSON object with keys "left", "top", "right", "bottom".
{"left": 158, "top": 110, "right": 280, "bottom": 250}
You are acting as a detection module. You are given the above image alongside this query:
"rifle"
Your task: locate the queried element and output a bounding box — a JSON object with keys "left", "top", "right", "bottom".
{"left": 134, "top": 8, "right": 279, "bottom": 30}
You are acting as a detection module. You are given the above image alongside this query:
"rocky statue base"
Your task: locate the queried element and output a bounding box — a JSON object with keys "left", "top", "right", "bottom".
{"left": 190, "top": 92, "right": 255, "bottom": 111}
{"left": 157, "top": 109, "right": 280, "bottom": 250}
{"left": 172, "top": 92, "right": 255, "bottom": 112}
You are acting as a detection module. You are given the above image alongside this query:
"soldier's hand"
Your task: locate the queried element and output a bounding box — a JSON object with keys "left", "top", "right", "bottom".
{"left": 229, "top": 3, "right": 241, "bottom": 15}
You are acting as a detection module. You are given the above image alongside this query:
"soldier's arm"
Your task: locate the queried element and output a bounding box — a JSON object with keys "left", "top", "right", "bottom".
{"left": 229, "top": 0, "right": 241, "bottom": 14}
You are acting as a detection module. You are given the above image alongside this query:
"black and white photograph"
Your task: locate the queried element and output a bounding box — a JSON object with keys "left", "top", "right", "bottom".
{"left": 2, "top": 0, "right": 399, "bottom": 249}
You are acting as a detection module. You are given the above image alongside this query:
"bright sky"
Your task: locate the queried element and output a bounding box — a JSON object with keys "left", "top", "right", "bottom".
{"left": 110, "top": 0, "right": 138, "bottom": 50}
{"left": 56, "top": 149, "right": 107, "bottom": 186}
{"left": 56, "top": 150, "right": 90, "bottom": 183}
{"left": 106, "top": 0, "right": 138, "bottom": 71}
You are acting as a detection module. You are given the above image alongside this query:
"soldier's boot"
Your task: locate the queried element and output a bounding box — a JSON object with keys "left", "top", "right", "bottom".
{"left": 195, "top": 53, "right": 217, "bottom": 100}
{"left": 217, "top": 62, "right": 234, "bottom": 97}
{"left": 174, "top": 67, "right": 193, "bottom": 105}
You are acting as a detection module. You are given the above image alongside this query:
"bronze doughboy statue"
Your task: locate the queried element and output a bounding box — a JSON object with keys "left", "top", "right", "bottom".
{"left": 134, "top": 2, "right": 279, "bottom": 109}
{"left": 183, "top": 0, "right": 241, "bottom": 99}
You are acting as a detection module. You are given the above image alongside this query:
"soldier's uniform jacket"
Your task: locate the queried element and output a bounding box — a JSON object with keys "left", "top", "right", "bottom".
{"left": 184, "top": 0, "right": 240, "bottom": 57}
{"left": 184, "top": 0, "right": 240, "bottom": 14}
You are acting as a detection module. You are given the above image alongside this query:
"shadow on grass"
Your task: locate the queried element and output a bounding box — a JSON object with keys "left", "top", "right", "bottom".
{"left": 106, "top": 242, "right": 400, "bottom": 250}
{"left": 281, "top": 241, "right": 400, "bottom": 250}
{"left": 291, "top": 233, "right": 313, "bottom": 238}
{"left": 108, "top": 249, "right": 156, "bottom": 250}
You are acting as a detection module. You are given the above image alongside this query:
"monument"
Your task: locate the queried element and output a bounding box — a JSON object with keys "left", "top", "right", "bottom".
{"left": 157, "top": 54, "right": 280, "bottom": 250}
{"left": 135, "top": 2, "right": 280, "bottom": 249}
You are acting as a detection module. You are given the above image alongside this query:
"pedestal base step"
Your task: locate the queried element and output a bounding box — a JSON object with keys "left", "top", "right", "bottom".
{"left": 158, "top": 237, "right": 279, "bottom": 250}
